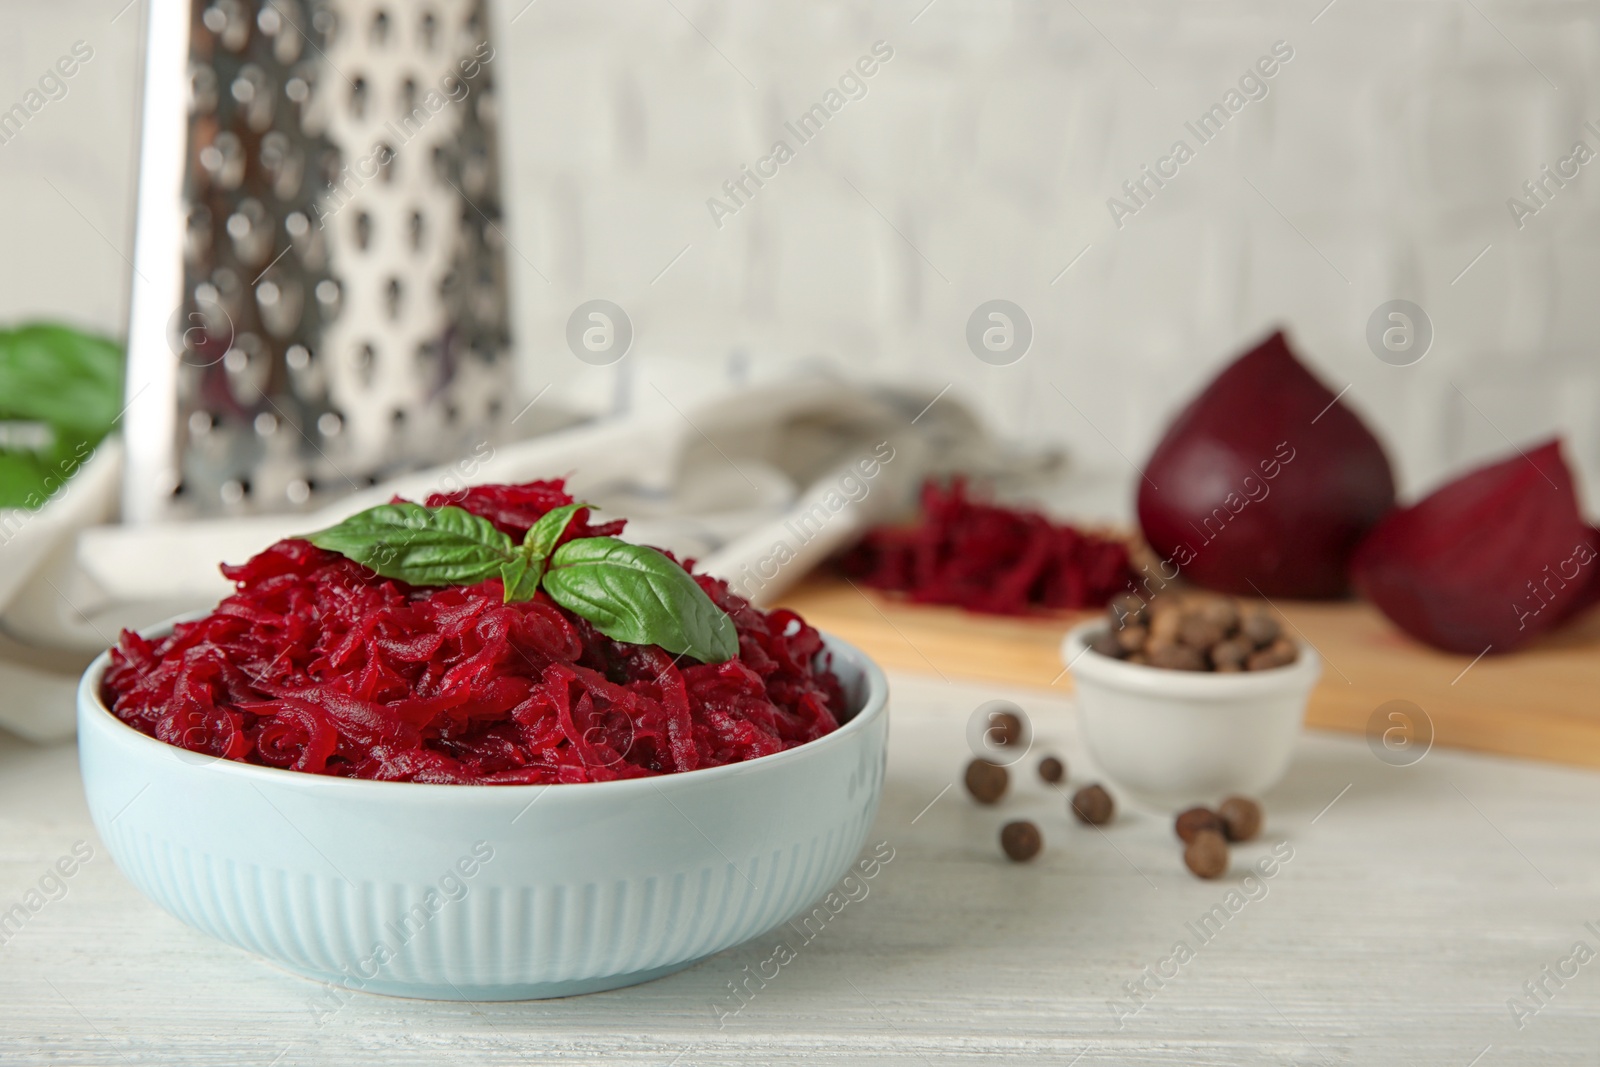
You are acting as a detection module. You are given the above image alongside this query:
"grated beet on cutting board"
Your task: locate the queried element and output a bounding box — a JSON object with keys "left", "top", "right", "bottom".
{"left": 838, "top": 479, "right": 1135, "bottom": 614}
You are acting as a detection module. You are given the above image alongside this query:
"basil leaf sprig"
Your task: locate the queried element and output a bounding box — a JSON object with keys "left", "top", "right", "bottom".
{"left": 302, "top": 502, "right": 739, "bottom": 664}
{"left": 540, "top": 537, "right": 740, "bottom": 665}
{"left": 0, "top": 323, "right": 124, "bottom": 510}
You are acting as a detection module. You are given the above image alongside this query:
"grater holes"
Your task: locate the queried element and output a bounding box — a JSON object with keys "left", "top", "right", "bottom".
{"left": 260, "top": 132, "right": 305, "bottom": 200}
{"left": 419, "top": 10, "right": 438, "bottom": 50}
{"left": 385, "top": 278, "right": 402, "bottom": 320}
{"left": 462, "top": 144, "right": 490, "bottom": 197}
{"left": 376, "top": 143, "right": 396, "bottom": 183}
{"left": 284, "top": 344, "right": 322, "bottom": 399}
{"left": 354, "top": 342, "right": 376, "bottom": 386}
{"left": 227, "top": 198, "right": 272, "bottom": 264}
{"left": 401, "top": 77, "right": 418, "bottom": 114}
{"left": 408, "top": 210, "right": 425, "bottom": 251}
{"left": 190, "top": 65, "right": 219, "bottom": 115}
{"left": 370, "top": 9, "right": 390, "bottom": 45}
{"left": 210, "top": 264, "right": 242, "bottom": 302}
{"left": 314, "top": 279, "right": 342, "bottom": 326}
{"left": 266, "top": 0, "right": 305, "bottom": 63}
{"left": 316, "top": 146, "right": 342, "bottom": 190}
{"left": 235, "top": 65, "right": 277, "bottom": 131}
{"left": 199, "top": 131, "right": 246, "bottom": 190}
{"left": 184, "top": 205, "right": 213, "bottom": 263}
{"left": 230, "top": 68, "right": 257, "bottom": 104}
{"left": 255, "top": 276, "right": 302, "bottom": 338}
{"left": 201, "top": 0, "right": 251, "bottom": 52}
{"left": 354, "top": 211, "right": 372, "bottom": 251}
{"left": 350, "top": 76, "right": 369, "bottom": 120}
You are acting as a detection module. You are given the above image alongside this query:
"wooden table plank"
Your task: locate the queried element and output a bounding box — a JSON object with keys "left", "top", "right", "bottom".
{"left": 779, "top": 577, "right": 1600, "bottom": 768}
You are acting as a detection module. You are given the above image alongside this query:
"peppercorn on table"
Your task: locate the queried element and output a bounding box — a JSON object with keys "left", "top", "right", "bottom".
{"left": 3, "top": 670, "right": 1597, "bottom": 1064}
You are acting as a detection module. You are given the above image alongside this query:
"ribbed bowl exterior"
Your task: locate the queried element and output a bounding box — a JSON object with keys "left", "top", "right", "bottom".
{"left": 79, "top": 632, "right": 888, "bottom": 1000}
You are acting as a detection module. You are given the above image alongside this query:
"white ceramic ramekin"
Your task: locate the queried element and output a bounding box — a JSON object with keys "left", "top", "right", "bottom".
{"left": 1062, "top": 620, "right": 1319, "bottom": 810}
{"left": 79, "top": 623, "right": 888, "bottom": 1001}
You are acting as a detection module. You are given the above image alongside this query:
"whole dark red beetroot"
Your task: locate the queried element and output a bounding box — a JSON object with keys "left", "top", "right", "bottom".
{"left": 1137, "top": 330, "right": 1396, "bottom": 599}
{"left": 1352, "top": 440, "right": 1600, "bottom": 654}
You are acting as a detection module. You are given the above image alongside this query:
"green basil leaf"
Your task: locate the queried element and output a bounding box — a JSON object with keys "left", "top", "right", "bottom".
{"left": 0, "top": 426, "right": 99, "bottom": 510}
{"left": 303, "top": 503, "right": 517, "bottom": 587}
{"left": 500, "top": 558, "right": 542, "bottom": 603}
{"left": 0, "top": 449, "right": 52, "bottom": 510}
{"left": 544, "top": 537, "right": 738, "bottom": 663}
{"left": 0, "top": 324, "right": 123, "bottom": 509}
{"left": 521, "top": 502, "right": 587, "bottom": 564}
{"left": 0, "top": 324, "right": 124, "bottom": 436}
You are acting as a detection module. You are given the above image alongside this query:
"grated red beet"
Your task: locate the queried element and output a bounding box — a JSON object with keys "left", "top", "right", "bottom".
{"left": 102, "top": 480, "right": 847, "bottom": 784}
{"left": 838, "top": 479, "right": 1135, "bottom": 614}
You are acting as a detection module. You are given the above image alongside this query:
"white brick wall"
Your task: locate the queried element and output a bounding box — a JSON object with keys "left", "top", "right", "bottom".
{"left": 4, "top": 0, "right": 1599, "bottom": 514}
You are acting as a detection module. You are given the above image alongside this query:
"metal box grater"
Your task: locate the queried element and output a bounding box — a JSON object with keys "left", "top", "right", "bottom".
{"left": 122, "top": 0, "right": 513, "bottom": 522}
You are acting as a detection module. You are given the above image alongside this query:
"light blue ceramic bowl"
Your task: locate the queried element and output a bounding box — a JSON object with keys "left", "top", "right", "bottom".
{"left": 78, "top": 622, "right": 888, "bottom": 1000}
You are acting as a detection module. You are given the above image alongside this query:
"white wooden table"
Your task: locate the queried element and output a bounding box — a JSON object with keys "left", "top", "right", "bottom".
{"left": 2, "top": 671, "right": 1596, "bottom": 1065}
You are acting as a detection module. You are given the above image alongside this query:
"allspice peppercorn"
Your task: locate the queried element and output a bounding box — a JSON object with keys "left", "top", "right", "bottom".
{"left": 1090, "top": 630, "right": 1123, "bottom": 657}
{"left": 1246, "top": 637, "right": 1297, "bottom": 671}
{"left": 1084, "top": 594, "right": 1296, "bottom": 672}
{"left": 1038, "top": 755, "right": 1065, "bottom": 784}
{"left": 1115, "top": 625, "right": 1148, "bottom": 654}
{"left": 1196, "top": 597, "right": 1240, "bottom": 633}
{"left": 964, "top": 759, "right": 1008, "bottom": 804}
{"left": 1177, "top": 615, "right": 1226, "bottom": 650}
{"left": 1208, "top": 638, "right": 1251, "bottom": 673}
{"left": 1148, "top": 643, "right": 1206, "bottom": 671}
{"left": 1184, "top": 828, "right": 1229, "bottom": 879}
{"left": 1109, "top": 592, "right": 1147, "bottom": 628}
{"left": 1071, "top": 783, "right": 1115, "bottom": 825}
{"left": 1000, "top": 820, "right": 1042, "bottom": 862}
{"left": 988, "top": 710, "right": 1025, "bottom": 747}
{"left": 1174, "top": 806, "right": 1224, "bottom": 844}
{"left": 1218, "top": 796, "right": 1262, "bottom": 842}
{"left": 1240, "top": 608, "right": 1281, "bottom": 647}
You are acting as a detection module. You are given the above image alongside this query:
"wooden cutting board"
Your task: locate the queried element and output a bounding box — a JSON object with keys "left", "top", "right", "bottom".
{"left": 778, "top": 576, "right": 1600, "bottom": 769}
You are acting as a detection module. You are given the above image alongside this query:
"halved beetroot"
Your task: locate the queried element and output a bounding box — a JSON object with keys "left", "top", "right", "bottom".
{"left": 1351, "top": 440, "right": 1599, "bottom": 654}
{"left": 1137, "top": 330, "right": 1396, "bottom": 598}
